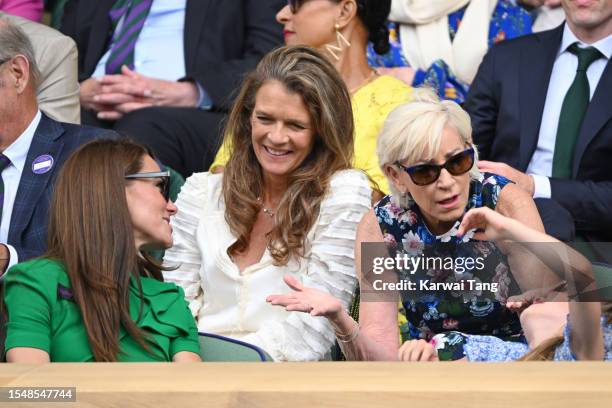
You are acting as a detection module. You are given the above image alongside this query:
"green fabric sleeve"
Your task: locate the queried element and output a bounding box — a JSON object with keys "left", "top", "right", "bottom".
{"left": 4, "top": 261, "right": 59, "bottom": 354}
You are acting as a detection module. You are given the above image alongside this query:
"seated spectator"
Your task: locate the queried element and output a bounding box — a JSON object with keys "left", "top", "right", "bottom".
{"left": 211, "top": 0, "right": 413, "bottom": 196}
{"left": 0, "top": 0, "right": 42, "bottom": 22}
{"left": 60, "top": 0, "right": 284, "bottom": 177}
{"left": 399, "top": 207, "right": 608, "bottom": 362}
{"left": 367, "top": 0, "right": 533, "bottom": 104}
{"left": 0, "top": 14, "right": 80, "bottom": 123}
{"left": 163, "top": 46, "right": 372, "bottom": 361}
{"left": 465, "top": 0, "right": 612, "bottom": 244}
{"left": 4, "top": 139, "right": 201, "bottom": 363}
{"left": 0, "top": 18, "right": 109, "bottom": 277}
{"left": 267, "top": 89, "right": 545, "bottom": 360}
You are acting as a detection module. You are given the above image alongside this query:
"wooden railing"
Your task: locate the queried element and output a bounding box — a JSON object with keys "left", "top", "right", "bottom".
{"left": 1, "top": 362, "right": 610, "bottom": 407}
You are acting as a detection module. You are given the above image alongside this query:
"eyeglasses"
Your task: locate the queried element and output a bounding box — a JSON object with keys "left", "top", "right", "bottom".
{"left": 396, "top": 147, "right": 475, "bottom": 186}
{"left": 125, "top": 171, "right": 171, "bottom": 201}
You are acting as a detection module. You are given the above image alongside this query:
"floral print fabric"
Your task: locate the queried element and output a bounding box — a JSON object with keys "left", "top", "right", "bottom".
{"left": 374, "top": 173, "right": 522, "bottom": 342}
{"left": 367, "top": 0, "right": 533, "bottom": 104}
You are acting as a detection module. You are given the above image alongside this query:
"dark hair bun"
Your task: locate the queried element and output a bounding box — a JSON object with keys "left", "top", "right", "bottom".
{"left": 356, "top": 0, "right": 391, "bottom": 55}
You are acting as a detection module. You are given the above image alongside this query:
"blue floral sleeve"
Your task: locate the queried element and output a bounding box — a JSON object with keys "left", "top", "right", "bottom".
{"left": 367, "top": 0, "right": 532, "bottom": 104}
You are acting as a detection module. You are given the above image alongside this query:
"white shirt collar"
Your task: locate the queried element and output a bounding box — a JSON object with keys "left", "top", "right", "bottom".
{"left": 2, "top": 110, "right": 42, "bottom": 175}
{"left": 560, "top": 23, "right": 612, "bottom": 60}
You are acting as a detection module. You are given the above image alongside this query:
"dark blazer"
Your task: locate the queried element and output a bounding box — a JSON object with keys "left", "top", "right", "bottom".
{"left": 465, "top": 23, "right": 612, "bottom": 242}
{"left": 8, "top": 113, "right": 112, "bottom": 262}
{"left": 60, "top": 0, "right": 284, "bottom": 110}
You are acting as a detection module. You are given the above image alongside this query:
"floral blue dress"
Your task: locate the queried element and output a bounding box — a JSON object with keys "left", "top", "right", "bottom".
{"left": 431, "top": 316, "right": 612, "bottom": 361}
{"left": 374, "top": 173, "right": 522, "bottom": 342}
{"left": 367, "top": 0, "right": 533, "bottom": 104}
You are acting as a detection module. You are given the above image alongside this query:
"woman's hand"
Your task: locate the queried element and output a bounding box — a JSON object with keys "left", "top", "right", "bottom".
{"left": 267, "top": 275, "right": 343, "bottom": 320}
{"left": 398, "top": 339, "right": 438, "bottom": 362}
{"left": 457, "top": 207, "right": 520, "bottom": 242}
{"left": 172, "top": 351, "right": 202, "bottom": 362}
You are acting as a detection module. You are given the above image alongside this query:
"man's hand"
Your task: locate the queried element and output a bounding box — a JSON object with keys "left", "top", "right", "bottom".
{"left": 96, "top": 66, "right": 199, "bottom": 118}
{"left": 82, "top": 65, "right": 200, "bottom": 120}
{"left": 478, "top": 160, "right": 535, "bottom": 196}
{"left": 80, "top": 76, "right": 149, "bottom": 119}
{"left": 79, "top": 78, "right": 113, "bottom": 112}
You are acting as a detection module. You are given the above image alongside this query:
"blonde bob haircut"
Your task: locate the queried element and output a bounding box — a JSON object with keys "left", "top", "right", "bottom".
{"left": 376, "top": 88, "right": 480, "bottom": 206}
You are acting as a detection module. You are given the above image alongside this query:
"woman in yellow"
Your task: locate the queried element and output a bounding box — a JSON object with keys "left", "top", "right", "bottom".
{"left": 210, "top": 0, "right": 412, "bottom": 196}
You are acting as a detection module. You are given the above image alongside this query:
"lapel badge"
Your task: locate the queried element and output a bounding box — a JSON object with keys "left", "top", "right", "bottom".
{"left": 32, "top": 154, "right": 54, "bottom": 175}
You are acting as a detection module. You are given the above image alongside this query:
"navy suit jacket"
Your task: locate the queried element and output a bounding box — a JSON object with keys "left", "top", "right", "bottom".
{"left": 7, "top": 113, "right": 113, "bottom": 262}
{"left": 465, "top": 23, "right": 612, "bottom": 242}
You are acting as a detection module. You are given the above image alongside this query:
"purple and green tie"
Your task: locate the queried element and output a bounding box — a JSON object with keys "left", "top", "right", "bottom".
{"left": 105, "top": 0, "right": 154, "bottom": 75}
{"left": 0, "top": 154, "right": 11, "bottom": 224}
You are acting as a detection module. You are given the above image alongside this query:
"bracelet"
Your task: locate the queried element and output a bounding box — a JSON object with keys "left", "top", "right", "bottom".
{"left": 335, "top": 321, "right": 360, "bottom": 343}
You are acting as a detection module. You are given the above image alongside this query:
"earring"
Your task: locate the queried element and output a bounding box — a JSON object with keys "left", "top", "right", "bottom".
{"left": 325, "top": 23, "right": 351, "bottom": 61}
{"left": 400, "top": 188, "right": 414, "bottom": 209}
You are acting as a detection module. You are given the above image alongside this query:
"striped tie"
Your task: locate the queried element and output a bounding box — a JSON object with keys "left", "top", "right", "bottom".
{"left": 0, "top": 154, "right": 11, "bottom": 224}
{"left": 105, "top": 0, "right": 154, "bottom": 75}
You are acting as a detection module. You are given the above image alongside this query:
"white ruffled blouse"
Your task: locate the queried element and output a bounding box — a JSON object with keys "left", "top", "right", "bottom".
{"left": 163, "top": 170, "right": 371, "bottom": 361}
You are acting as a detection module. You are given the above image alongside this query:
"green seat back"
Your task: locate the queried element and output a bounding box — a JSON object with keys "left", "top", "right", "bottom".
{"left": 593, "top": 263, "right": 612, "bottom": 301}
{"left": 167, "top": 167, "right": 185, "bottom": 203}
{"left": 198, "top": 333, "right": 272, "bottom": 362}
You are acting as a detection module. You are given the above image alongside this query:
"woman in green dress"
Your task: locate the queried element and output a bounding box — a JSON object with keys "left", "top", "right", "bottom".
{"left": 3, "top": 139, "right": 201, "bottom": 362}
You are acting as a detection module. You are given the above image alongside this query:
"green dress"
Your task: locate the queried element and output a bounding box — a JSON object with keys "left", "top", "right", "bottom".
{"left": 4, "top": 258, "right": 200, "bottom": 362}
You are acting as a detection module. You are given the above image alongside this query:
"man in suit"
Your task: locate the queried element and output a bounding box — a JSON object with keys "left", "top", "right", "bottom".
{"left": 0, "top": 19, "right": 110, "bottom": 276}
{"left": 61, "top": 0, "right": 284, "bottom": 177}
{"left": 0, "top": 13, "right": 80, "bottom": 124}
{"left": 465, "top": 0, "right": 611, "bottom": 243}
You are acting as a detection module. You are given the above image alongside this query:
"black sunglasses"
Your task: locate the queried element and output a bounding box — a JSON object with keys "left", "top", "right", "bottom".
{"left": 396, "top": 147, "right": 475, "bottom": 186}
{"left": 125, "top": 171, "right": 171, "bottom": 201}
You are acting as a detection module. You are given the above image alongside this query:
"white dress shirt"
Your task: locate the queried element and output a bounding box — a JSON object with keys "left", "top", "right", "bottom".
{"left": 163, "top": 170, "right": 372, "bottom": 361}
{"left": 92, "top": 0, "right": 186, "bottom": 81}
{"left": 91, "top": 0, "right": 211, "bottom": 108}
{"left": 527, "top": 24, "right": 612, "bottom": 198}
{"left": 1, "top": 110, "right": 42, "bottom": 270}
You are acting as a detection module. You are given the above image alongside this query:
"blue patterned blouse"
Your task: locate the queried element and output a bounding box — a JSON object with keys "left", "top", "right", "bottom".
{"left": 367, "top": 0, "right": 533, "bottom": 104}
{"left": 375, "top": 173, "right": 522, "bottom": 342}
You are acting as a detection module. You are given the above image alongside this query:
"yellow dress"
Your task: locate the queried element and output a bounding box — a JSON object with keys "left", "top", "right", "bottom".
{"left": 209, "top": 75, "right": 413, "bottom": 194}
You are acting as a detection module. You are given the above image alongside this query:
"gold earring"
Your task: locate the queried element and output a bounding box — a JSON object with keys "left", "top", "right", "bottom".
{"left": 325, "top": 23, "right": 351, "bottom": 61}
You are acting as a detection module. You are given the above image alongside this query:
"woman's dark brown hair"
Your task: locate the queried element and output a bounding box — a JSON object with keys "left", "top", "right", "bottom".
{"left": 45, "top": 138, "right": 163, "bottom": 362}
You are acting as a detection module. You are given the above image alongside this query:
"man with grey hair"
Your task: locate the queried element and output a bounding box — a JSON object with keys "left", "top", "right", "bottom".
{"left": 0, "top": 13, "right": 80, "bottom": 124}
{"left": 0, "top": 19, "right": 111, "bottom": 277}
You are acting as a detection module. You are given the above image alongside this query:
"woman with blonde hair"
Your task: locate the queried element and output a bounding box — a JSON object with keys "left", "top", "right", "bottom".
{"left": 398, "top": 206, "right": 609, "bottom": 362}
{"left": 163, "top": 45, "right": 371, "bottom": 361}
{"left": 268, "top": 89, "right": 547, "bottom": 360}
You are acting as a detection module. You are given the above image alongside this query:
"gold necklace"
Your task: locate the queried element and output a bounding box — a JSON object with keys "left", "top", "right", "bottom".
{"left": 256, "top": 197, "right": 275, "bottom": 218}
{"left": 349, "top": 68, "right": 379, "bottom": 95}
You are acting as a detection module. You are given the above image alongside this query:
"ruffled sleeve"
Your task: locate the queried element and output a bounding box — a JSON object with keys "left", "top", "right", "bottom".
{"left": 163, "top": 172, "right": 210, "bottom": 317}
{"left": 127, "top": 278, "right": 200, "bottom": 360}
{"left": 241, "top": 170, "right": 372, "bottom": 361}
